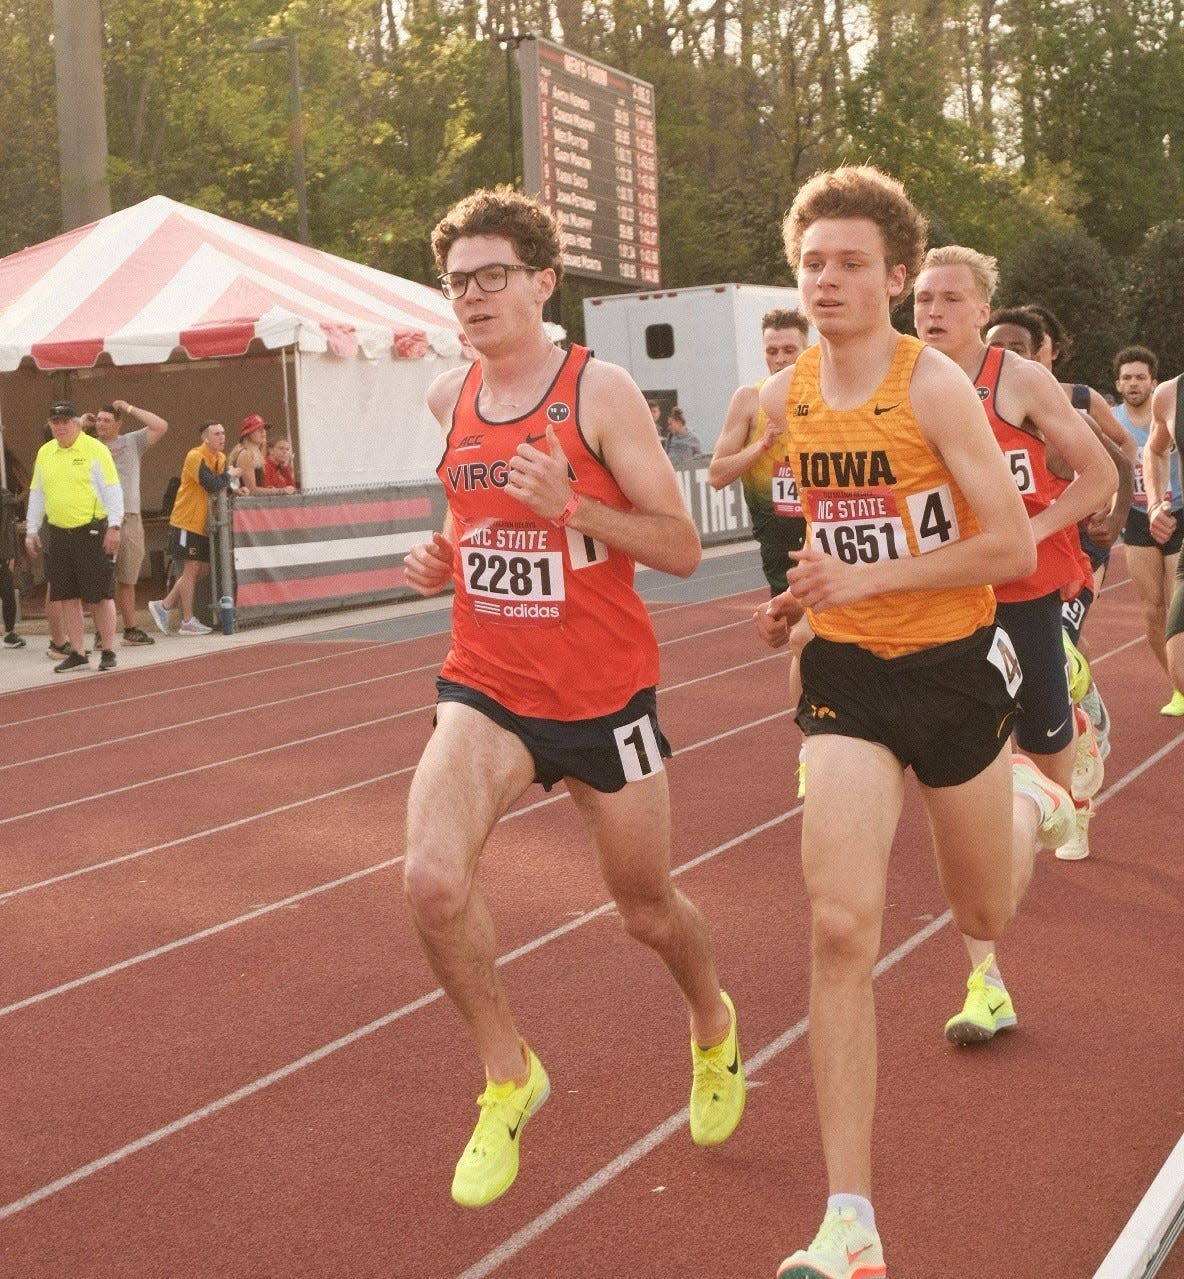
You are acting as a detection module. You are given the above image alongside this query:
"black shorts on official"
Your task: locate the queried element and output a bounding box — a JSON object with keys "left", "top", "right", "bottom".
{"left": 796, "top": 624, "right": 1018, "bottom": 788}
{"left": 169, "top": 527, "right": 211, "bottom": 564}
{"left": 995, "top": 592, "right": 1074, "bottom": 754}
{"left": 45, "top": 521, "right": 115, "bottom": 605}
{"left": 435, "top": 678, "right": 672, "bottom": 793}
{"left": 1123, "top": 506, "right": 1184, "bottom": 553}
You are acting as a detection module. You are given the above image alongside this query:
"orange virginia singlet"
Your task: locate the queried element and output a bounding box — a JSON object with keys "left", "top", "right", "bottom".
{"left": 437, "top": 344, "right": 660, "bottom": 719}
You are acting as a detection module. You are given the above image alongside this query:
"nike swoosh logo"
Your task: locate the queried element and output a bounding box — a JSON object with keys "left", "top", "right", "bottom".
{"left": 847, "top": 1243, "right": 874, "bottom": 1263}
{"left": 525, "top": 432, "right": 546, "bottom": 445}
{"left": 987, "top": 998, "right": 1008, "bottom": 1015}
{"left": 873, "top": 403, "right": 899, "bottom": 415}
{"left": 727, "top": 1049, "right": 740, "bottom": 1076}
{"left": 507, "top": 1088, "right": 535, "bottom": 1140}
{"left": 1046, "top": 718, "right": 1069, "bottom": 737}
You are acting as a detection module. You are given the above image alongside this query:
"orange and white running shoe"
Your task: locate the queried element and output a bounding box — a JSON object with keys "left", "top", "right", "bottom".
{"left": 1012, "top": 754, "right": 1075, "bottom": 851}
{"left": 778, "top": 1207, "right": 886, "bottom": 1278}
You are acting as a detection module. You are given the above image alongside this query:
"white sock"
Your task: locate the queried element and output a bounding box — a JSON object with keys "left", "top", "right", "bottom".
{"left": 828, "top": 1193, "right": 876, "bottom": 1233}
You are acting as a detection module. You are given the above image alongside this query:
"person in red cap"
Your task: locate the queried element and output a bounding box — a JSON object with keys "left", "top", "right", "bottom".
{"left": 228, "top": 414, "right": 268, "bottom": 494}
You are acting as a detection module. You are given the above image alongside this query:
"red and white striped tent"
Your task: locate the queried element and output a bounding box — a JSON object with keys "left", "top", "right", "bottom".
{"left": 0, "top": 196, "right": 469, "bottom": 488}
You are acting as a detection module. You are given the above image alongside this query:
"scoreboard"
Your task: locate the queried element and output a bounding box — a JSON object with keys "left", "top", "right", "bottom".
{"left": 517, "top": 37, "right": 660, "bottom": 287}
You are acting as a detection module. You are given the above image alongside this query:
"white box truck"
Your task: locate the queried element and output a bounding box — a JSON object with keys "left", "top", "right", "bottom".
{"left": 581, "top": 282, "right": 805, "bottom": 454}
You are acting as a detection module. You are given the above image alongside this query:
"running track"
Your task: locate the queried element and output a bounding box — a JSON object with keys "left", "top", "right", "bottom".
{"left": 1, "top": 545, "right": 1181, "bottom": 1278}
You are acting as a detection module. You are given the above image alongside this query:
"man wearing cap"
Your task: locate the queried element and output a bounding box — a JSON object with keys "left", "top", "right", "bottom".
{"left": 228, "top": 414, "right": 268, "bottom": 494}
{"left": 24, "top": 401, "right": 124, "bottom": 672}
{"left": 92, "top": 399, "right": 168, "bottom": 645}
{"left": 149, "top": 420, "right": 242, "bottom": 636}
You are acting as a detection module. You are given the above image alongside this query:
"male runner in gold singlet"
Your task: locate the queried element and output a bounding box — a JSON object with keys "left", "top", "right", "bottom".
{"left": 752, "top": 167, "right": 1074, "bottom": 1279}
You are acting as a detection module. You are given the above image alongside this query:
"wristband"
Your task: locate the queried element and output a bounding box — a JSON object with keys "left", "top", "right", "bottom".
{"left": 552, "top": 492, "right": 581, "bottom": 527}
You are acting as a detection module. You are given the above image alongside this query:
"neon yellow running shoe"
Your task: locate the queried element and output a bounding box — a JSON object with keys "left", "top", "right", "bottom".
{"left": 944, "top": 954, "right": 1017, "bottom": 1046}
{"left": 1160, "top": 690, "right": 1184, "bottom": 717}
{"left": 451, "top": 1043, "right": 550, "bottom": 1207}
{"left": 1012, "top": 753, "right": 1076, "bottom": 851}
{"left": 1063, "top": 630, "right": 1091, "bottom": 704}
{"left": 689, "top": 990, "right": 745, "bottom": 1146}
{"left": 778, "top": 1207, "right": 886, "bottom": 1279}
{"left": 797, "top": 745, "right": 807, "bottom": 799}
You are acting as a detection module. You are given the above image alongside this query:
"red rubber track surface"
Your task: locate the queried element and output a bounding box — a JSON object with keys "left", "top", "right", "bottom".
{"left": 1, "top": 546, "right": 1180, "bottom": 1278}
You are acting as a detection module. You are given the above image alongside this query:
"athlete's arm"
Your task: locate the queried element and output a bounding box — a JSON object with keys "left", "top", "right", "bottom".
{"left": 508, "top": 359, "right": 701, "bottom": 578}
{"left": 1008, "top": 359, "right": 1118, "bottom": 542}
{"left": 1073, "top": 386, "right": 1139, "bottom": 468}
{"left": 1145, "top": 379, "right": 1178, "bottom": 545}
{"left": 403, "top": 369, "right": 472, "bottom": 597}
{"left": 1079, "top": 415, "right": 1134, "bottom": 547}
{"left": 708, "top": 384, "right": 779, "bottom": 490}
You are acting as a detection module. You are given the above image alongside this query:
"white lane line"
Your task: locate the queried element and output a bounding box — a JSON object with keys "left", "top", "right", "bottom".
{"left": 0, "top": 703, "right": 433, "bottom": 829}
{"left": 453, "top": 911, "right": 954, "bottom": 1279}
{"left": 0, "top": 668, "right": 435, "bottom": 776}
{"left": 0, "top": 805, "right": 802, "bottom": 1223}
{"left": 0, "top": 714, "right": 795, "bottom": 1007}
{"left": 1092, "top": 1133, "right": 1184, "bottom": 1279}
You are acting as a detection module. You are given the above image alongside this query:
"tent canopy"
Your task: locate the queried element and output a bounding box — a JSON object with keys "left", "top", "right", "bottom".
{"left": 0, "top": 195, "right": 465, "bottom": 372}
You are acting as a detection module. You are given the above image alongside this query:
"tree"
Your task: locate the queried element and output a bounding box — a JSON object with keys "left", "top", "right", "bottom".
{"left": 1120, "top": 221, "right": 1184, "bottom": 378}
{"left": 997, "top": 226, "right": 1123, "bottom": 387}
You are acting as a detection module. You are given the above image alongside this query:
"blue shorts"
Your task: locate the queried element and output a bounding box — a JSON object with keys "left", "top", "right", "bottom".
{"left": 435, "top": 679, "right": 671, "bottom": 793}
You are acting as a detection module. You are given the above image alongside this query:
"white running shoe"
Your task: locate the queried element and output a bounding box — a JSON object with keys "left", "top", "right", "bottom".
{"left": 148, "top": 600, "right": 171, "bottom": 636}
{"left": 1056, "top": 801, "right": 1093, "bottom": 861}
{"left": 1012, "top": 754, "right": 1075, "bottom": 851}
{"left": 1071, "top": 705, "right": 1104, "bottom": 801}
{"left": 178, "top": 617, "right": 213, "bottom": 636}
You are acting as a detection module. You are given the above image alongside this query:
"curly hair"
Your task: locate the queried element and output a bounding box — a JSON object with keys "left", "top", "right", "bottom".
{"left": 761, "top": 307, "right": 809, "bottom": 336}
{"left": 782, "top": 166, "right": 929, "bottom": 305}
{"left": 987, "top": 307, "right": 1045, "bottom": 355}
{"left": 431, "top": 187, "right": 565, "bottom": 284}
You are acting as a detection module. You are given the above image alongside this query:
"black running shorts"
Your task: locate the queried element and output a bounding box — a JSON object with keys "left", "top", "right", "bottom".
{"left": 435, "top": 679, "right": 672, "bottom": 793}
{"left": 1124, "top": 506, "right": 1184, "bottom": 553}
{"left": 994, "top": 592, "right": 1075, "bottom": 754}
{"left": 796, "top": 624, "right": 1019, "bottom": 788}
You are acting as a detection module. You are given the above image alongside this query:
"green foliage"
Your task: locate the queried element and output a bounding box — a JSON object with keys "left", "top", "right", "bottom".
{"left": 1120, "top": 222, "right": 1184, "bottom": 377}
{"left": 0, "top": 1, "right": 63, "bottom": 256}
{"left": 1, "top": 0, "right": 1181, "bottom": 343}
{"left": 997, "top": 226, "right": 1124, "bottom": 387}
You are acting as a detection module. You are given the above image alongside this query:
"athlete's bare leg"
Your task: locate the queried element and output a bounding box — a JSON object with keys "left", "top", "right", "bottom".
{"left": 567, "top": 771, "right": 731, "bottom": 1045}
{"left": 925, "top": 745, "right": 1036, "bottom": 980}
{"left": 1126, "top": 543, "right": 1175, "bottom": 675}
{"left": 404, "top": 702, "right": 537, "bottom": 1084}
{"left": 798, "top": 734, "right": 903, "bottom": 1198}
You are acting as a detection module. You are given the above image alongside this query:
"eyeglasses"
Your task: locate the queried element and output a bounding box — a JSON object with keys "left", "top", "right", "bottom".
{"left": 438, "top": 263, "right": 537, "bottom": 301}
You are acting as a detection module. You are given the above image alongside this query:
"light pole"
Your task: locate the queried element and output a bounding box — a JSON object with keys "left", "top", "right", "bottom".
{"left": 246, "top": 34, "right": 309, "bottom": 245}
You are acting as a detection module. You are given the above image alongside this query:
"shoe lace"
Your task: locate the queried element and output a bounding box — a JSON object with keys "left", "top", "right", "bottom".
{"left": 810, "top": 1209, "right": 857, "bottom": 1252}
{"left": 692, "top": 1039, "right": 732, "bottom": 1096}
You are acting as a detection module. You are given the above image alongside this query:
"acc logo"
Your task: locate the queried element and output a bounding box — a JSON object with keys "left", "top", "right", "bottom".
{"left": 547, "top": 402, "right": 571, "bottom": 423}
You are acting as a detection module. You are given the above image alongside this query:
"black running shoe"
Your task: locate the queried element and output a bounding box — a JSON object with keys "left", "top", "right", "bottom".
{"left": 54, "top": 650, "right": 90, "bottom": 674}
{"left": 98, "top": 649, "right": 117, "bottom": 671}
{"left": 47, "top": 640, "right": 73, "bottom": 660}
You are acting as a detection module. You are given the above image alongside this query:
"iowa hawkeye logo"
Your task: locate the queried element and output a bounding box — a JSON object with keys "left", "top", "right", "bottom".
{"left": 797, "top": 449, "right": 897, "bottom": 487}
